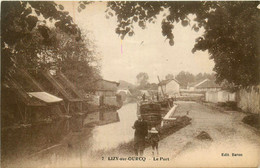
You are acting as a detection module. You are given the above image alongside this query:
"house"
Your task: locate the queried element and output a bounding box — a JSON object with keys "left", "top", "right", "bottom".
{"left": 95, "top": 79, "right": 119, "bottom": 96}
{"left": 158, "top": 78, "right": 180, "bottom": 97}
{"left": 94, "top": 79, "right": 122, "bottom": 108}
{"left": 188, "top": 79, "right": 222, "bottom": 91}
{"left": 117, "top": 89, "right": 132, "bottom": 101}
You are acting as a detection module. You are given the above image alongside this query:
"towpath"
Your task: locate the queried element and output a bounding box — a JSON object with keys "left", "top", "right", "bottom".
{"left": 144, "top": 101, "right": 260, "bottom": 167}
{"left": 3, "top": 101, "right": 259, "bottom": 167}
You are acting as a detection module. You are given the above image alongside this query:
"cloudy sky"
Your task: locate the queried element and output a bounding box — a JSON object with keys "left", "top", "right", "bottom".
{"left": 60, "top": 2, "right": 214, "bottom": 84}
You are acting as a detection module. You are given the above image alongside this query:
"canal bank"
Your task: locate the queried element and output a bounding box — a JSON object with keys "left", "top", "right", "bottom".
{"left": 1, "top": 103, "right": 138, "bottom": 167}
{"left": 91, "top": 115, "right": 191, "bottom": 160}
{"left": 2, "top": 102, "right": 194, "bottom": 168}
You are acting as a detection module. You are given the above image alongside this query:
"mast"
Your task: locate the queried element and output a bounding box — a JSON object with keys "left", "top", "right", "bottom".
{"left": 157, "top": 76, "right": 165, "bottom": 98}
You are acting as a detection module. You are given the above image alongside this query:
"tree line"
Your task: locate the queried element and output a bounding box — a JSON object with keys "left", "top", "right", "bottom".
{"left": 2, "top": 1, "right": 259, "bottom": 92}
{"left": 136, "top": 71, "right": 215, "bottom": 90}
{"left": 107, "top": 1, "right": 259, "bottom": 87}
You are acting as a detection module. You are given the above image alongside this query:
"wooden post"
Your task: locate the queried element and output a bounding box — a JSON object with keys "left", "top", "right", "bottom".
{"left": 17, "top": 103, "right": 24, "bottom": 122}
{"left": 24, "top": 106, "right": 27, "bottom": 124}
{"left": 80, "top": 102, "right": 83, "bottom": 112}
{"left": 67, "top": 102, "right": 70, "bottom": 114}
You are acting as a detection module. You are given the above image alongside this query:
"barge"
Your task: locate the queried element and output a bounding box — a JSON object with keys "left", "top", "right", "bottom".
{"left": 137, "top": 98, "right": 175, "bottom": 129}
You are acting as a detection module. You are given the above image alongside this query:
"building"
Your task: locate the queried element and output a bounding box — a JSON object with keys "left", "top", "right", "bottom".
{"left": 158, "top": 78, "right": 180, "bottom": 97}
{"left": 95, "top": 79, "right": 119, "bottom": 96}
{"left": 117, "top": 89, "right": 132, "bottom": 101}
{"left": 206, "top": 90, "right": 236, "bottom": 103}
{"left": 188, "top": 79, "right": 222, "bottom": 91}
{"left": 41, "top": 70, "right": 87, "bottom": 114}
{"left": 2, "top": 68, "right": 65, "bottom": 126}
{"left": 94, "top": 79, "right": 122, "bottom": 108}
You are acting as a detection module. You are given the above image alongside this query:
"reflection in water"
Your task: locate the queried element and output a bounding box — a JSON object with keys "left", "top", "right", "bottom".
{"left": 1, "top": 118, "right": 72, "bottom": 164}
{"left": 99, "top": 110, "right": 120, "bottom": 125}
{"left": 89, "top": 103, "right": 137, "bottom": 151}
{"left": 1, "top": 103, "right": 138, "bottom": 167}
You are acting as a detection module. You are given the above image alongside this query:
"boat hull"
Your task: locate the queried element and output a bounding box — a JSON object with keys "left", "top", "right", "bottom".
{"left": 137, "top": 101, "right": 171, "bottom": 128}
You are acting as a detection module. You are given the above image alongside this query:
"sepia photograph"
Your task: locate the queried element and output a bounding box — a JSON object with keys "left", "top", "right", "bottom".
{"left": 1, "top": 1, "right": 260, "bottom": 167}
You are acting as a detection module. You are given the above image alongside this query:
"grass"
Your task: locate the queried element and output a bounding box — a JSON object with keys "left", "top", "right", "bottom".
{"left": 242, "top": 114, "right": 260, "bottom": 129}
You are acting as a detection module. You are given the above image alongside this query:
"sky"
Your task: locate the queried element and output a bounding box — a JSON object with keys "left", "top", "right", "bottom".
{"left": 60, "top": 2, "right": 215, "bottom": 84}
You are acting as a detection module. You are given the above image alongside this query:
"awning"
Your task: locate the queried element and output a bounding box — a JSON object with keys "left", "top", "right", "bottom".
{"left": 28, "top": 92, "right": 63, "bottom": 103}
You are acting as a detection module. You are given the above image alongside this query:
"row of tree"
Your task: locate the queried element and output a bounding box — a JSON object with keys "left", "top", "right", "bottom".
{"left": 175, "top": 71, "right": 215, "bottom": 88}
{"left": 107, "top": 1, "right": 259, "bottom": 87}
{"left": 2, "top": 1, "right": 259, "bottom": 91}
{"left": 2, "top": 1, "right": 100, "bottom": 91}
{"left": 136, "top": 71, "right": 215, "bottom": 89}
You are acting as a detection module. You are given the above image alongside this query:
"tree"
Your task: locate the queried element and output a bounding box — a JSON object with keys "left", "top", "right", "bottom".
{"left": 47, "top": 28, "right": 101, "bottom": 91}
{"left": 202, "top": 73, "right": 215, "bottom": 81}
{"left": 106, "top": 1, "right": 260, "bottom": 87}
{"left": 165, "top": 74, "right": 174, "bottom": 80}
{"left": 195, "top": 73, "right": 204, "bottom": 81}
{"left": 175, "top": 71, "right": 195, "bottom": 87}
{"left": 1, "top": 1, "right": 80, "bottom": 78}
{"left": 145, "top": 83, "right": 158, "bottom": 90}
{"left": 136, "top": 72, "right": 149, "bottom": 88}
{"left": 1, "top": 1, "right": 100, "bottom": 91}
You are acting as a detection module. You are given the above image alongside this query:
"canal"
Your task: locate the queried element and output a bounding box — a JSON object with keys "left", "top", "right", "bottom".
{"left": 90, "top": 103, "right": 137, "bottom": 151}
{"left": 2, "top": 103, "right": 138, "bottom": 167}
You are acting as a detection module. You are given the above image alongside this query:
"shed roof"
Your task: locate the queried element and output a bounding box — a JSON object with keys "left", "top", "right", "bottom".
{"left": 158, "top": 78, "right": 180, "bottom": 86}
{"left": 188, "top": 79, "right": 209, "bottom": 87}
{"left": 28, "top": 92, "right": 63, "bottom": 103}
{"left": 196, "top": 80, "right": 222, "bottom": 88}
{"left": 95, "top": 79, "right": 120, "bottom": 86}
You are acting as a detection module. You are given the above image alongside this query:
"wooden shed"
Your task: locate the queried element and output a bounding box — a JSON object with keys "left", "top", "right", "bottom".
{"left": 2, "top": 68, "right": 65, "bottom": 126}
{"left": 40, "top": 70, "right": 88, "bottom": 114}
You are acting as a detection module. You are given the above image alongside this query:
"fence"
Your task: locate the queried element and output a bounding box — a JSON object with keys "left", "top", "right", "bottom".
{"left": 205, "top": 90, "right": 236, "bottom": 103}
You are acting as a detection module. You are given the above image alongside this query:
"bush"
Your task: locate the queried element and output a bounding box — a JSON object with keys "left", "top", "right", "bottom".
{"left": 242, "top": 114, "right": 260, "bottom": 129}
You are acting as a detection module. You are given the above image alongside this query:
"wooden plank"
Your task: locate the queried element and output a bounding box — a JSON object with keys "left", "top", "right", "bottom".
{"left": 28, "top": 92, "right": 63, "bottom": 103}
{"left": 19, "top": 69, "right": 44, "bottom": 91}
{"left": 42, "top": 70, "right": 72, "bottom": 101}
{"left": 8, "top": 77, "right": 46, "bottom": 106}
{"left": 27, "top": 144, "right": 62, "bottom": 159}
{"left": 58, "top": 72, "right": 85, "bottom": 99}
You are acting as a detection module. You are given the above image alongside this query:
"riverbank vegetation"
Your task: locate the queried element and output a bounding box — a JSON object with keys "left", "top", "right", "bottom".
{"left": 2, "top": 1, "right": 101, "bottom": 92}
{"left": 106, "top": 1, "right": 259, "bottom": 88}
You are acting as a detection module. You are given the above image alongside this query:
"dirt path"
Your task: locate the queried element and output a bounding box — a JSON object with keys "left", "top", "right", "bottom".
{"left": 144, "top": 101, "right": 260, "bottom": 167}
